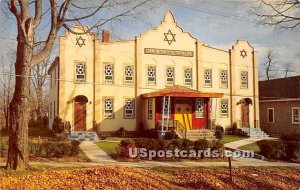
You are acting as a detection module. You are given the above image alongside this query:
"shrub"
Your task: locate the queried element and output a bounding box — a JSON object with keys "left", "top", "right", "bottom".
{"left": 29, "top": 138, "right": 43, "bottom": 157}
{"left": 194, "top": 139, "right": 209, "bottom": 150}
{"left": 117, "top": 127, "right": 126, "bottom": 137}
{"left": 231, "top": 122, "right": 238, "bottom": 135}
{"left": 215, "top": 125, "right": 224, "bottom": 140}
{"left": 257, "top": 140, "right": 287, "bottom": 159}
{"left": 52, "top": 117, "right": 65, "bottom": 135}
{"left": 70, "top": 140, "right": 81, "bottom": 156}
{"left": 234, "top": 129, "right": 248, "bottom": 137}
{"left": 42, "top": 140, "right": 80, "bottom": 158}
{"left": 117, "top": 139, "right": 136, "bottom": 158}
{"left": 139, "top": 129, "right": 157, "bottom": 139}
{"left": 284, "top": 141, "right": 300, "bottom": 159}
{"left": 281, "top": 133, "right": 300, "bottom": 142}
{"left": 165, "top": 130, "right": 178, "bottom": 140}
{"left": 54, "top": 132, "right": 68, "bottom": 141}
{"left": 28, "top": 118, "right": 44, "bottom": 128}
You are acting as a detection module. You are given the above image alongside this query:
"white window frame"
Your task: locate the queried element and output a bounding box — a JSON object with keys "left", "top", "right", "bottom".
{"left": 220, "top": 69, "right": 228, "bottom": 88}
{"left": 195, "top": 99, "right": 204, "bottom": 118}
{"left": 292, "top": 107, "right": 300, "bottom": 124}
{"left": 166, "top": 67, "right": 175, "bottom": 86}
{"left": 147, "top": 66, "right": 156, "bottom": 85}
{"left": 75, "top": 62, "right": 86, "bottom": 82}
{"left": 104, "top": 63, "right": 114, "bottom": 84}
{"left": 267, "top": 108, "right": 274, "bottom": 123}
{"left": 220, "top": 99, "right": 228, "bottom": 118}
{"left": 204, "top": 68, "right": 212, "bottom": 87}
{"left": 184, "top": 67, "right": 192, "bottom": 86}
{"left": 124, "top": 65, "right": 134, "bottom": 85}
{"left": 241, "top": 71, "right": 248, "bottom": 89}
{"left": 148, "top": 99, "right": 153, "bottom": 120}
{"left": 104, "top": 97, "right": 114, "bottom": 119}
{"left": 124, "top": 98, "right": 135, "bottom": 119}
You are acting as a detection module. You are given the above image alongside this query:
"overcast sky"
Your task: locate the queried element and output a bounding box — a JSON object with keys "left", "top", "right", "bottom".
{"left": 0, "top": 0, "right": 299, "bottom": 80}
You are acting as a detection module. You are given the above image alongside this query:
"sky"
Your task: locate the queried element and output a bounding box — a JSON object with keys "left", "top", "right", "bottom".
{"left": 0, "top": 0, "right": 299, "bottom": 80}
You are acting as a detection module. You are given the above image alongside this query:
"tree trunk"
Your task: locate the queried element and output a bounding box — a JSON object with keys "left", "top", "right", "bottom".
{"left": 6, "top": 36, "right": 33, "bottom": 170}
{"left": 36, "top": 86, "right": 43, "bottom": 119}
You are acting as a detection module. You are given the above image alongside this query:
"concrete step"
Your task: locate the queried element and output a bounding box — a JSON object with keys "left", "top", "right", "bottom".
{"left": 175, "top": 130, "right": 216, "bottom": 141}
{"left": 240, "top": 128, "right": 269, "bottom": 138}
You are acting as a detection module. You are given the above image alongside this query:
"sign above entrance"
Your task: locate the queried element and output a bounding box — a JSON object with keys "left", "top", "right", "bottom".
{"left": 144, "top": 48, "right": 194, "bottom": 57}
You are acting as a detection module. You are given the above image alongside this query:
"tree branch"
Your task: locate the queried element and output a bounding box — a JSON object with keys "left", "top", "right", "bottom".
{"left": 32, "top": 0, "right": 42, "bottom": 28}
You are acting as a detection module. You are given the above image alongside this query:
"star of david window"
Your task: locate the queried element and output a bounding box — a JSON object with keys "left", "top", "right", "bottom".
{"left": 240, "top": 49, "right": 247, "bottom": 58}
{"left": 104, "top": 64, "right": 114, "bottom": 84}
{"left": 164, "top": 30, "right": 176, "bottom": 45}
{"left": 196, "top": 99, "right": 204, "bottom": 118}
{"left": 166, "top": 67, "right": 174, "bottom": 85}
{"left": 147, "top": 66, "right": 156, "bottom": 85}
{"left": 184, "top": 68, "right": 192, "bottom": 86}
{"left": 124, "top": 65, "right": 134, "bottom": 85}
{"left": 220, "top": 70, "right": 228, "bottom": 88}
{"left": 104, "top": 98, "right": 114, "bottom": 118}
{"left": 221, "top": 99, "right": 228, "bottom": 118}
{"left": 148, "top": 99, "right": 153, "bottom": 119}
{"left": 76, "top": 36, "right": 86, "bottom": 47}
{"left": 75, "top": 62, "right": 86, "bottom": 82}
{"left": 124, "top": 99, "right": 135, "bottom": 119}
{"left": 241, "top": 71, "right": 248, "bottom": 88}
{"left": 204, "top": 69, "right": 212, "bottom": 87}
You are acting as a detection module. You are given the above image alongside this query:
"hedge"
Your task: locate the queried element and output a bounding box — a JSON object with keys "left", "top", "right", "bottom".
{"left": 117, "top": 138, "right": 224, "bottom": 160}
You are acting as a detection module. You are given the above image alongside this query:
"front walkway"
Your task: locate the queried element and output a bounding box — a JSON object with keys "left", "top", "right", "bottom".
{"left": 79, "top": 141, "right": 116, "bottom": 163}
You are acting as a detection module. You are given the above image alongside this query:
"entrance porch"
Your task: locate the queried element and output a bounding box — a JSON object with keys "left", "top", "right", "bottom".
{"left": 142, "top": 86, "right": 223, "bottom": 131}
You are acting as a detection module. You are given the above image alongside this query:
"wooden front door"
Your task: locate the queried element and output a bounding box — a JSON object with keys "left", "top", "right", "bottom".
{"left": 241, "top": 103, "right": 250, "bottom": 128}
{"left": 175, "top": 104, "right": 192, "bottom": 130}
{"left": 74, "top": 102, "right": 86, "bottom": 131}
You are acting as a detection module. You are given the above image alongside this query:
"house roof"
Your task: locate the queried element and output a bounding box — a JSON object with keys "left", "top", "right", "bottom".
{"left": 48, "top": 57, "right": 59, "bottom": 75}
{"left": 259, "top": 76, "right": 300, "bottom": 100}
{"left": 141, "top": 85, "right": 223, "bottom": 98}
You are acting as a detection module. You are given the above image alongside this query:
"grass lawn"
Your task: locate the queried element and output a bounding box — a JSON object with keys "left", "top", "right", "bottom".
{"left": 221, "top": 135, "right": 248, "bottom": 144}
{"left": 105, "top": 137, "right": 130, "bottom": 141}
{"left": 239, "top": 142, "right": 260, "bottom": 153}
{"left": 95, "top": 141, "right": 119, "bottom": 159}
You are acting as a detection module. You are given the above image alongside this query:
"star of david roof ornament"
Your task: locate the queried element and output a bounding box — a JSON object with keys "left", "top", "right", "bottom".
{"left": 76, "top": 36, "right": 86, "bottom": 47}
{"left": 164, "top": 30, "right": 176, "bottom": 45}
{"left": 240, "top": 49, "right": 247, "bottom": 58}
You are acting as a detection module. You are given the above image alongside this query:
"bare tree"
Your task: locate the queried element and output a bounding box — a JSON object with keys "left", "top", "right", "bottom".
{"left": 253, "top": 0, "right": 300, "bottom": 30}
{"left": 6, "top": 0, "right": 153, "bottom": 170}
{"left": 282, "top": 62, "right": 295, "bottom": 78}
{"left": 31, "top": 55, "right": 51, "bottom": 120}
{"left": 0, "top": 59, "right": 14, "bottom": 132}
{"left": 264, "top": 49, "right": 276, "bottom": 80}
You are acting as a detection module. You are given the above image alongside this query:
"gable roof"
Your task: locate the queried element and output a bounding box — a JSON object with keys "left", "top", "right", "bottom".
{"left": 259, "top": 76, "right": 300, "bottom": 100}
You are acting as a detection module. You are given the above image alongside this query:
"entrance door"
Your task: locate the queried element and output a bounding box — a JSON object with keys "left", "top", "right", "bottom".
{"left": 175, "top": 104, "right": 192, "bottom": 130}
{"left": 241, "top": 103, "right": 250, "bottom": 128}
{"left": 74, "top": 102, "right": 86, "bottom": 131}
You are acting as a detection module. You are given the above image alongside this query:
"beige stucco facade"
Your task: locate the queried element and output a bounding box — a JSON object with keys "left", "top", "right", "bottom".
{"left": 48, "top": 11, "right": 259, "bottom": 132}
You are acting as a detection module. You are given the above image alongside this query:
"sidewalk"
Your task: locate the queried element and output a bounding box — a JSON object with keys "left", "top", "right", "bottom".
{"left": 224, "top": 137, "right": 277, "bottom": 150}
